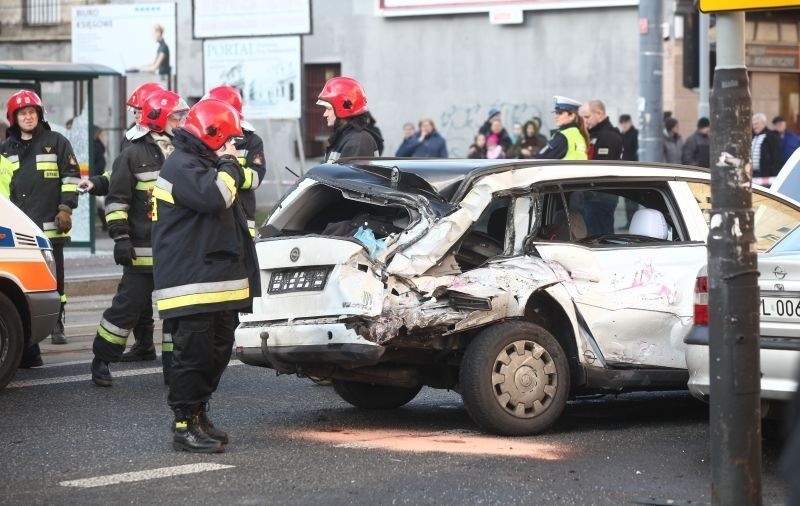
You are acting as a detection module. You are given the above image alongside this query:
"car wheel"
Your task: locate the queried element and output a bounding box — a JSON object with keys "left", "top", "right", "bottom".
{"left": 460, "top": 321, "right": 570, "bottom": 436}
{"left": 332, "top": 379, "right": 422, "bottom": 409}
{"left": 0, "top": 292, "right": 24, "bottom": 390}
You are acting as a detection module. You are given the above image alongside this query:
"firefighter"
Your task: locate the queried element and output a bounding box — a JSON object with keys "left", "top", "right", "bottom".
{"left": 80, "top": 83, "right": 167, "bottom": 362}
{"left": 204, "top": 85, "right": 266, "bottom": 238}
{"left": 151, "top": 98, "right": 259, "bottom": 453}
{"left": 316, "top": 76, "right": 382, "bottom": 163}
{"left": 1, "top": 90, "right": 80, "bottom": 357}
{"left": 90, "top": 89, "right": 188, "bottom": 387}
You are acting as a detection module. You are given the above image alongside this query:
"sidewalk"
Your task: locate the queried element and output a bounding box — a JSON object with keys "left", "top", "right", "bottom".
{"left": 64, "top": 232, "right": 121, "bottom": 296}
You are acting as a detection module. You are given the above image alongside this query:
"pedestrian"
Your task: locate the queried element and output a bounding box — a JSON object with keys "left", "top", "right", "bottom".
{"left": 395, "top": 122, "right": 417, "bottom": 157}
{"left": 618, "top": 114, "right": 639, "bottom": 161}
{"left": 536, "top": 96, "right": 589, "bottom": 160}
{"left": 395, "top": 118, "right": 448, "bottom": 158}
{"left": 204, "top": 85, "right": 266, "bottom": 238}
{"left": 317, "top": 76, "right": 381, "bottom": 163}
{"left": 773, "top": 115, "right": 800, "bottom": 165}
{"left": 511, "top": 122, "right": 523, "bottom": 144}
{"left": 151, "top": 98, "right": 259, "bottom": 453}
{"left": 486, "top": 133, "right": 504, "bottom": 159}
{"left": 1, "top": 90, "right": 80, "bottom": 360}
{"left": 89, "top": 89, "right": 188, "bottom": 388}
{"left": 478, "top": 107, "right": 501, "bottom": 137}
{"left": 662, "top": 117, "right": 683, "bottom": 164}
{"left": 681, "top": 117, "right": 711, "bottom": 168}
{"left": 93, "top": 125, "right": 108, "bottom": 230}
{"left": 467, "top": 133, "right": 487, "bottom": 159}
{"left": 507, "top": 118, "right": 548, "bottom": 159}
{"left": 752, "top": 112, "right": 783, "bottom": 178}
{"left": 579, "top": 100, "right": 623, "bottom": 160}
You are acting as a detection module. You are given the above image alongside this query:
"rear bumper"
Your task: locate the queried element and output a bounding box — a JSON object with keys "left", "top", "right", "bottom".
{"left": 235, "top": 321, "right": 385, "bottom": 368}
{"left": 685, "top": 326, "right": 800, "bottom": 402}
{"left": 26, "top": 290, "right": 60, "bottom": 344}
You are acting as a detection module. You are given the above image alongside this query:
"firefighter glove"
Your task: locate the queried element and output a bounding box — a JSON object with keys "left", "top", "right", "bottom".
{"left": 54, "top": 205, "right": 73, "bottom": 233}
{"left": 113, "top": 238, "right": 136, "bottom": 266}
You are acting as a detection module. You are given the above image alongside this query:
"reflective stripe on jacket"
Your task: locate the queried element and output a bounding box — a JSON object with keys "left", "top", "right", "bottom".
{"left": 234, "top": 129, "right": 266, "bottom": 238}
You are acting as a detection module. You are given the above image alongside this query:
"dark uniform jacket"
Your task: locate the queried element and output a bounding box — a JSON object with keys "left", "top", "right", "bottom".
{"left": 104, "top": 132, "right": 166, "bottom": 271}
{"left": 1, "top": 122, "right": 80, "bottom": 242}
{"left": 621, "top": 127, "right": 639, "bottom": 161}
{"left": 151, "top": 129, "right": 259, "bottom": 320}
{"left": 325, "top": 120, "right": 380, "bottom": 163}
{"left": 587, "top": 117, "right": 623, "bottom": 160}
{"left": 234, "top": 127, "right": 266, "bottom": 237}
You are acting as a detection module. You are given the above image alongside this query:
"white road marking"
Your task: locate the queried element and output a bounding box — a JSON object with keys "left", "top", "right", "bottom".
{"left": 59, "top": 463, "right": 234, "bottom": 488}
{"left": 8, "top": 360, "right": 243, "bottom": 388}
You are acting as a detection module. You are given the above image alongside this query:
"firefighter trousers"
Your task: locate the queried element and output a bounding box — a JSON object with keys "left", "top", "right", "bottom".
{"left": 92, "top": 270, "right": 155, "bottom": 362}
{"left": 167, "top": 311, "right": 235, "bottom": 409}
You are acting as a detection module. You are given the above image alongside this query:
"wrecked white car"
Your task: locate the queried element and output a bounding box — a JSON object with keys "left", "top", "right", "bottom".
{"left": 235, "top": 159, "right": 800, "bottom": 436}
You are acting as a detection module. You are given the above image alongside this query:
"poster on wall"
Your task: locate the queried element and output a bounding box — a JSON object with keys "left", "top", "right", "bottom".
{"left": 203, "top": 36, "right": 302, "bottom": 120}
{"left": 193, "top": 0, "right": 310, "bottom": 38}
{"left": 71, "top": 3, "right": 177, "bottom": 77}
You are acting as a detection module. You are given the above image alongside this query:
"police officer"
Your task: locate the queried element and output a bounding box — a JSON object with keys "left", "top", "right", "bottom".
{"left": 536, "top": 96, "right": 589, "bottom": 161}
{"left": 204, "top": 85, "right": 266, "bottom": 238}
{"left": 90, "top": 89, "right": 188, "bottom": 387}
{"left": 316, "top": 76, "right": 382, "bottom": 163}
{"left": 2, "top": 90, "right": 80, "bottom": 357}
{"left": 152, "top": 98, "right": 259, "bottom": 453}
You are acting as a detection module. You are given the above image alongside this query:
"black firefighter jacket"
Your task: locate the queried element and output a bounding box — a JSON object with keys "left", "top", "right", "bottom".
{"left": 325, "top": 120, "right": 380, "bottom": 163}
{"left": 234, "top": 127, "right": 266, "bottom": 237}
{"left": 151, "top": 129, "right": 260, "bottom": 320}
{"left": 1, "top": 122, "right": 80, "bottom": 243}
{"left": 104, "top": 132, "right": 167, "bottom": 271}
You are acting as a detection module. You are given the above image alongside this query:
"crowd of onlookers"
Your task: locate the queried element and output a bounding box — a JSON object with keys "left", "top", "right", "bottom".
{"left": 394, "top": 104, "right": 800, "bottom": 175}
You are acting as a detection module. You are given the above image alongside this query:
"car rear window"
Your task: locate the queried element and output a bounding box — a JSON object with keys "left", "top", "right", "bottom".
{"left": 687, "top": 181, "right": 800, "bottom": 251}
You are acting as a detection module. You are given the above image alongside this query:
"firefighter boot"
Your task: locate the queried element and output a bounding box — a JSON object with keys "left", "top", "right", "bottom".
{"left": 91, "top": 357, "right": 112, "bottom": 387}
{"left": 199, "top": 402, "right": 229, "bottom": 444}
{"left": 51, "top": 304, "right": 67, "bottom": 345}
{"left": 172, "top": 406, "right": 224, "bottom": 453}
{"left": 121, "top": 325, "right": 156, "bottom": 362}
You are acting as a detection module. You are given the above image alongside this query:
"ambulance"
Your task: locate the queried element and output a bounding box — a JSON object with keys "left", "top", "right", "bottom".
{"left": 0, "top": 195, "right": 60, "bottom": 389}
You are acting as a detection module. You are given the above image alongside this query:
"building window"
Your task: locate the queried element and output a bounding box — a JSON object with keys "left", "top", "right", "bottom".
{"left": 24, "top": 0, "right": 61, "bottom": 26}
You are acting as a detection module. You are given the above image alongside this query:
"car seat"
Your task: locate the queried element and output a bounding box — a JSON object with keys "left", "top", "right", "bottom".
{"left": 628, "top": 208, "right": 669, "bottom": 239}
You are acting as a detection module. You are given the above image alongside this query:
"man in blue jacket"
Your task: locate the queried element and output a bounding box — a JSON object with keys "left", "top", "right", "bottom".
{"left": 773, "top": 115, "right": 800, "bottom": 166}
{"left": 395, "top": 118, "right": 448, "bottom": 158}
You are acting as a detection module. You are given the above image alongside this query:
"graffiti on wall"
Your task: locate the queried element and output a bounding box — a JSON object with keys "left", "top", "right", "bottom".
{"left": 438, "top": 102, "right": 549, "bottom": 158}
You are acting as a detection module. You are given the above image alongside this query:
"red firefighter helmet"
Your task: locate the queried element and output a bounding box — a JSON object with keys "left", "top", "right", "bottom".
{"left": 126, "top": 82, "right": 163, "bottom": 109}
{"left": 139, "top": 89, "right": 189, "bottom": 134}
{"left": 6, "top": 89, "right": 44, "bottom": 125}
{"left": 204, "top": 86, "right": 243, "bottom": 118}
{"left": 316, "top": 76, "right": 368, "bottom": 118}
{"left": 182, "top": 99, "right": 243, "bottom": 151}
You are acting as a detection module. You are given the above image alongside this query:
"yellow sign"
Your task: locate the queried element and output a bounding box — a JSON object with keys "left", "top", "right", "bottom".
{"left": 699, "top": 0, "right": 800, "bottom": 12}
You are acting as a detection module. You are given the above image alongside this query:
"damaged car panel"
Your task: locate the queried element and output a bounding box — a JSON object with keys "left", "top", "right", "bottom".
{"left": 236, "top": 160, "right": 800, "bottom": 436}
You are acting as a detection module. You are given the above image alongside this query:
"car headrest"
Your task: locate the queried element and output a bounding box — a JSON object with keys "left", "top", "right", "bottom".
{"left": 629, "top": 208, "right": 668, "bottom": 239}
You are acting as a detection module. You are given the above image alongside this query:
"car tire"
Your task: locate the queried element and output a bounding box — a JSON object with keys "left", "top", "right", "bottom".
{"left": 460, "top": 320, "right": 570, "bottom": 436}
{"left": 0, "top": 292, "right": 24, "bottom": 390}
{"left": 332, "top": 379, "right": 422, "bottom": 409}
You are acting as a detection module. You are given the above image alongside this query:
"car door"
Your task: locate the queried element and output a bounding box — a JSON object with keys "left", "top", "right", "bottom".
{"left": 526, "top": 184, "right": 706, "bottom": 369}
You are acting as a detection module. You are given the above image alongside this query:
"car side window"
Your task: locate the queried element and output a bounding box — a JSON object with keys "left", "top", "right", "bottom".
{"left": 687, "top": 181, "right": 800, "bottom": 251}
{"left": 534, "top": 186, "right": 680, "bottom": 244}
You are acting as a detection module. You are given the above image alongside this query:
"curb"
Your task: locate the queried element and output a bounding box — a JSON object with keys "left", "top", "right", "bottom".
{"left": 65, "top": 276, "right": 120, "bottom": 297}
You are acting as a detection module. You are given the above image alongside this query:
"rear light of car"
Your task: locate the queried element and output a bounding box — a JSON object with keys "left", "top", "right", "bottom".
{"left": 694, "top": 275, "right": 709, "bottom": 326}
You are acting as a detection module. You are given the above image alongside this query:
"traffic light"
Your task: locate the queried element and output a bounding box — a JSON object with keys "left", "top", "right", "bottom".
{"left": 682, "top": 9, "right": 717, "bottom": 90}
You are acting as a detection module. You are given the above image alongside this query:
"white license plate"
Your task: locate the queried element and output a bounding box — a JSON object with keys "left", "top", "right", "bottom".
{"left": 760, "top": 296, "right": 800, "bottom": 322}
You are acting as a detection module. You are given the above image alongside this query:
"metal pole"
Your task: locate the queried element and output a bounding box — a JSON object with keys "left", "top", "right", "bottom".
{"left": 87, "top": 78, "right": 96, "bottom": 255}
{"left": 708, "top": 10, "right": 761, "bottom": 506}
{"left": 637, "top": 0, "right": 663, "bottom": 162}
{"left": 698, "top": 11, "right": 710, "bottom": 119}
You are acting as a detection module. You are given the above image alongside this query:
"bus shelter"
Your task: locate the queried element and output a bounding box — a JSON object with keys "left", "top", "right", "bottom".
{"left": 0, "top": 61, "right": 121, "bottom": 252}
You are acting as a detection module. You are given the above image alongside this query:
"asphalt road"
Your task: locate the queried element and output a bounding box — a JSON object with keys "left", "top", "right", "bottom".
{"left": 1, "top": 297, "right": 791, "bottom": 506}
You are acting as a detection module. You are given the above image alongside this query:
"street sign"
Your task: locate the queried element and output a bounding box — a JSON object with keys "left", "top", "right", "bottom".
{"left": 699, "top": 0, "right": 800, "bottom": 13}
